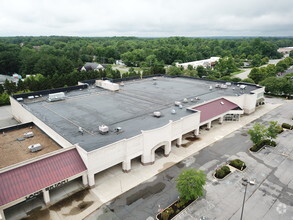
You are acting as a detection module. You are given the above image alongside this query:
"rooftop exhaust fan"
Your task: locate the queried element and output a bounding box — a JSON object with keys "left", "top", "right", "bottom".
{"left": 171, "top": 109, "right": 176, "bottom": 114}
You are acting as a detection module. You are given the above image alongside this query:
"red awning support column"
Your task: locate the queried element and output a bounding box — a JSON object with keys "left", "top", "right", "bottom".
{"left": 43, "top": 189, "right": 50, "bottom": 205}
{"left": 0, "top": 209, "right": 5, "bottom": 220}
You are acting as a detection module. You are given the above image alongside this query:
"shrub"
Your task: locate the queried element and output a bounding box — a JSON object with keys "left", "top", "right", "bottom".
{"left": 276, "top": 125, "right": 284, "bottom": 134}
{"left": 229, "top": 159, "right": 246, "bottom": 170}
{"left": 161, "top": 207, "right": 174, "bottom": 220}
{"left": 215, "top": 166, "right": 230, "bottom": 179}
{"left": 282, "top": 123, "right": 293, "bottom": 130}
{"left": 250, "top": 139, "right": 277, "bottom": 152}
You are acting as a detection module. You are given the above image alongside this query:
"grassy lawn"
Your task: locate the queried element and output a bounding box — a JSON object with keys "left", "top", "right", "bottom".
{"left": 231, "top": 70, "right": 245, "bottom": 76}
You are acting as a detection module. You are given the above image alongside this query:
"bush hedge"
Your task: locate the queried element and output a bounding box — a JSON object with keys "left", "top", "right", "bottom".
{"left": 250, "top": 139, "right": 277, "bottom": 152}
{"left": 229, "top": 159, "right": 246, "bottom": 170}
{"left": 215, "top": 165, "right": 230, "bottom": 179}
{"left": 281, "top": 123, "right": 293, "bottom": 130}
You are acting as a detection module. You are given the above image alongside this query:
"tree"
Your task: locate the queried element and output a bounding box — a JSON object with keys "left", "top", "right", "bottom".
{"left": 176, "top": 169, "right": 206, "bottom": 202}
{"left": 248, "top": 123, "right": 267, "bottom": 145}
{"left": 248, "top": 68, "right": 267, "bottom": 83}
{"left": 241, "top": 78, "right": 255, "bottom": 84}
{"left": 266, "top": 121, "right": 279, "bottom": 141}
{"left": 167, "top": 66, "right": 183, "bottom": 76}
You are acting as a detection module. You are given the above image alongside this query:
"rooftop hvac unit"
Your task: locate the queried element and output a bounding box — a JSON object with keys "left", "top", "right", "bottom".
{"left": 220, "top": 84, "right": 227, "bottom": 89}
{"left": 24, "top": 132, "right": 34, "bottom": 138}
{"left": 99, "top": 125, "right": 109, "bottom": 134}
{"left": 153, "top": 111, "right": 161, "bottom": 117}
{"left": 48, "top": 92, "right": 65, "bottom": 102}
{"left": 28, "top": 143, "right": 42, "bottom": 152}
{"left": 183, "top": 98, "right": 188, "bottom": 103}
{"left": 195, "top": 97, "right": 200, "bottom": 100}
{"left": 153, "top": 77, "right": 157, "bottom": 80}
{"left": 175, "top": 101, "right": 181, "bottom": 106}
{"left": 16, "top": 97, "right": 23, "bottom": 102}
{"left": 215, "top": 84, "right": 220, "bottom": 88}
{"left": 120, "top": 82, "right": 125, "bottom": 86}
{"left": 226, "top": 82, "right": 232, "bottom": 86}
{"left": 171, "top": 109, "right": 176, "bottom": 114}
{"left": 209, "top": 86, "right": 213, "bottom": 90}
{"left": 28, "top": 96, "right": 34, "bottom": 99}
{"left": 240, "top": 85, "right": 246, "bottom": 89}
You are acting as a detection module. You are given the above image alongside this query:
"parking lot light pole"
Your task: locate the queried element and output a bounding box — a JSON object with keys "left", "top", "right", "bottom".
{"left": 240, "top": 180, "right": 248, "bottom": 220}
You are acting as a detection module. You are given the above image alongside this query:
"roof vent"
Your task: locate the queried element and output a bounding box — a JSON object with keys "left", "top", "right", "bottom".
{"left": 209, "top": 86, "right": 213, "bottom": 90}
{"left": 195, "top": 97, "right": 200, "bottom": 100}
{"left": 153, "top": 77, "right": 157, "bottom": 80}
{"left": 175, "top": 101, "right": 181, "bottom": 106}
{"left": 240, "top": 85, "right": 246, "bottom": 89}
{"left": 190, "top": 98, "right": 194, "bottom": 102}
{"left": 120, "top": 82, "right": 125, "bottom": 86}
{"left": 99, "top": 125, "right": 109, "bottom": 134}
{"left": 183, "top": 98, "right": 188, "bottom": 103}
{"left": 179, "top": 104, "right": 183, "bottom": 109}
{"left": 232, "top": 87, "right": 235, "bottom": 90}
{"left": 153, "top": 111, "right": 161, "bottom": 117}
{"left": 114, "top": 127, "right": 122, "bottom": 132}
{"left": 220, "top": 84, "right": 227, "bottom": 89}
{"left": 220, "top": 101, "right": 224, "bottom": 105}
{"left": 171, "top": 109, "right": 176, "bottom": 114}
{"left": 78, "top": 127, "right": 84, "bottom": 135}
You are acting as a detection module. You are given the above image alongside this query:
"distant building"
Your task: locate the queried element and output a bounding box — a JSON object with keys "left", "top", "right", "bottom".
{"left": 81, "top": 62, "right": 105, "bottom": 71}
{"left": 176, "top": 57, "right": 220, "bottom": 69}
{"left": 277, "top": 47, "right": 293, "bottom": 55}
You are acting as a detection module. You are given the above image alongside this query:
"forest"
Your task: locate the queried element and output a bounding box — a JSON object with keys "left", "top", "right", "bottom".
{"left": 0, "top": 36, "right": 293, "bottom": 105}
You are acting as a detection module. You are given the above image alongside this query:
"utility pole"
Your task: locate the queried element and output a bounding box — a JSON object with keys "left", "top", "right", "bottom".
{"left": 240, "top": 182, "right": 248, "bottom": 220}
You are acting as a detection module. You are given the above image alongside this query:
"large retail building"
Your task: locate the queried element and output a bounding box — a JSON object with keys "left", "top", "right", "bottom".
{"left": 0, "top": 76, "right": 265, "bottom": 219}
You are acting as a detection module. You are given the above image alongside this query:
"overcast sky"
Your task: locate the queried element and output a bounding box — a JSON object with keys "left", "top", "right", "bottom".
{"left": 0, "top": 0, "right": 293, "bottom": 37}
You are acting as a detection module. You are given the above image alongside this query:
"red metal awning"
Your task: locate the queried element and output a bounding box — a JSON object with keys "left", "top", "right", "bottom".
{"left": 0, "top": 149, "right": 86, "bottom": 207}
{"left": 192, "top": 98, "right": 240, "bottom": 123}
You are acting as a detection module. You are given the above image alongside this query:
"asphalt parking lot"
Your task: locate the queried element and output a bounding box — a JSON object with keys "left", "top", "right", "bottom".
{"left": 87, "top": 99, "right": 293, "bottom": 220}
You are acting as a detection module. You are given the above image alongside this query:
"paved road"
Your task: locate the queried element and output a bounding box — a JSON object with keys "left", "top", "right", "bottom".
{"left": 86, "top": 99, "right": 293, "bottom": 220}
{"left": 235, "top": 58, "right": 285, "bottom": 80}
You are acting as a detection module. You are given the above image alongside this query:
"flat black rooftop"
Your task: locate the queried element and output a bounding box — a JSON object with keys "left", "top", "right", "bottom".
{"left": 19, "top": 77, "right": 260, "bottom": 151}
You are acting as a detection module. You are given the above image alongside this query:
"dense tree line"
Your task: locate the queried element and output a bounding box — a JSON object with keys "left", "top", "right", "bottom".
{"left": 247, "top": 57, "right": 293, "bottom": 96}
{"left": 1, "top": 36, "right": 293, "bottom": 105}
{"left": 1, "top": 36, "right": 291, "bottom": 76}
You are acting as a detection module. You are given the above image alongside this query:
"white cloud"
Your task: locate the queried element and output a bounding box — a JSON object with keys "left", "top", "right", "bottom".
{"left": 0, "top": 0, "right": 292, "bottom": 36}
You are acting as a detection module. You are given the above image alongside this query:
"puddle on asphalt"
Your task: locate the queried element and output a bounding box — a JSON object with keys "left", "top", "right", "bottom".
{"left": 126, "top": 182, "right": 166, "bottom": 206}
{"left": 21, "top": 206, "right": 50, "bottom": 220}
{"left": 63, "top": 201, "right": 94, "bottom": 216}
{"left": 50, "top": 189, "right": 89, "bottom": 211}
